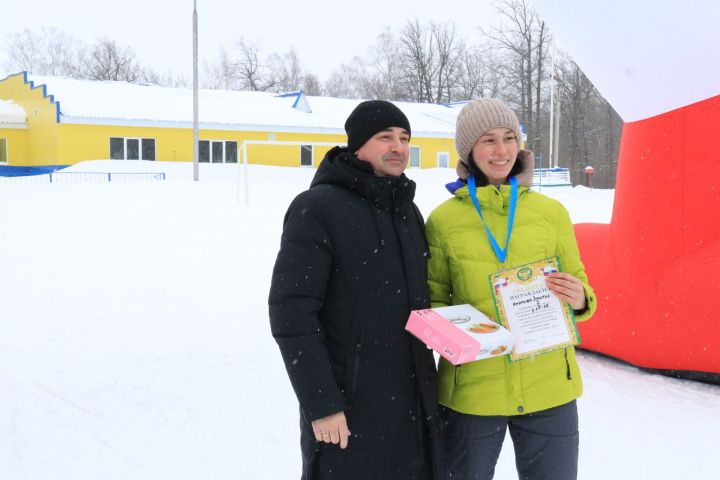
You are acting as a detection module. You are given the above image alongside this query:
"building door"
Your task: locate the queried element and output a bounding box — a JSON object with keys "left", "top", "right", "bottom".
{"left": 0, "top": 138, "right": 7, "bottom": 164}
{"left": 437, "top": 152, "right": 449, "bottom": 168}
{"left": 409, "top": 146, "right": 421, "bottom": 168}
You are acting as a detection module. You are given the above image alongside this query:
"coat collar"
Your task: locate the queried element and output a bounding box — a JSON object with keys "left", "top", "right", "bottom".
{"left": 311, "top": 146, "right": 416, "bottom": 211}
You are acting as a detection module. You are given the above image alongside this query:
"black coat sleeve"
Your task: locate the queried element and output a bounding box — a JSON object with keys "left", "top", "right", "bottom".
{"left": 268, "top": 193, "right": 346, "bottom": 421}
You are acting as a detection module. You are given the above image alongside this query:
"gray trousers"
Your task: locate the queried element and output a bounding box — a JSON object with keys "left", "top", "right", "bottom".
{"left": 440, "top": 400, "right": 579, "bottom": 480}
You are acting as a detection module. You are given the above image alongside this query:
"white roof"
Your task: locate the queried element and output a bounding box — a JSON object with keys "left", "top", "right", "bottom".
{"left": 24, "top": 74, "right": 461, "bottom": 137}
{"left": 0, "top": 99, "right": 26, "bottom": 125}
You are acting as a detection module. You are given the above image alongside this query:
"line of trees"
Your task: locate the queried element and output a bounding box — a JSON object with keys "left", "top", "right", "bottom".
{"left": 1, "top": 0, "right": 621, "bottom": 187}
{"left": 2, "top": 27, "right": 187, "bottom": 86}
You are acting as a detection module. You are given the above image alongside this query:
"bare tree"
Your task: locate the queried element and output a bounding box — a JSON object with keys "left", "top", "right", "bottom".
{"left": 230, "top": 38, "right": 277, "bottom": 91}
{"left": 302, "top": 72, "right": 323, "bottom": 96}
{"left": 482, "top": 0, "right": 551, "bottom": 152}
{"left": 140, "top": 67, "right": 189, "bottom": 87}
{"left": 432, "top": 22, "right": 464, "bottom": 102}
{"left": 203, "top": 47, "right": 242, "bottom": 89}
{"left": 363, "top": 28, "right": 402, "bottom": 100}
{"left": 3, "top": 27, "right": 85, "bottom": 77}
{"left": 603, "top": 102, "right": 622, "bottom": 187}
{"left": 268, "top": 48, "right": 303, "bottom": 92}
{"left": 84, "top": 37, "right": 141, "bottom": 82}
{"left": 553, "top": 53, "right": 621, "bottom": 188}
{"left": 4, "top": 29, "right": 42, "bottom": 74}
{"left": 397, "top": 19, "right": 435, "bottom": 102}
{"left": 396, "top": 19, "right": 464, "bottom": 103}
{"left": 43, "top": 28, "right": 85, "bottom": 77}
{"left": 456, "top": 45, "right": 504, "bottom": 100}
{"left": 324, "top": 59, "right": 367, "bottom": 99}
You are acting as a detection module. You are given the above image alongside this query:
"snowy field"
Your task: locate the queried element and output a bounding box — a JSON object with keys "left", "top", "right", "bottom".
{"left": 0, "top": 161, "right": 718, "bottom": 479}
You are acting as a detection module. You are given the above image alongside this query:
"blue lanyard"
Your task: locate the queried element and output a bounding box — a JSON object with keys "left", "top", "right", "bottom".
{"left": 467, "top": 175, "right": 518, "bottom": 263}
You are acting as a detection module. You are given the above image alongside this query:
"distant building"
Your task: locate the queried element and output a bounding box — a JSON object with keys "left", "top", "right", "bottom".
{"left": 0, "top": 98, "right": 26, "bottom": 165}
{"left": 0, "top": 72, "right": 463, "bottom": 169}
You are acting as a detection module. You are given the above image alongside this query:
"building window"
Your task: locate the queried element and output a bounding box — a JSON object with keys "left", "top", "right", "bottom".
{"left": 409, "top": 146, "right": 421, "bottom": 168}
{"left": 300, "top": 145, "right": 313, "bottom": 167}
{"left": 437, "top": 152, "right": 449, "bottom": 168}
{"left": 110, "top": 137, "right": 156, "bottom": 160}
{"left": 142, "top": 139, "right": 155, "bottom": 160}
{"left": 199, "top": 140, "right": 238, "bottom": 163}
{"left": 110, "top": 138, "right": 124, "bottom": 159}
{"left": 225, "top": 141, "right": 238, "bottom": 164}
{"left": 212, "top": 141, "right": 223, "bottom": 163}
{"left": 0, "top": 138, "right": 7, "bottom": 164}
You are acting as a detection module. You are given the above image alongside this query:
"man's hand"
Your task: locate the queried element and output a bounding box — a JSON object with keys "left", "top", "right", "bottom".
{"left": 545, "top": 272, "right": 587, "bottom": 311}
{"left": 312, "top": 411, "right": 351, "bottom": 449}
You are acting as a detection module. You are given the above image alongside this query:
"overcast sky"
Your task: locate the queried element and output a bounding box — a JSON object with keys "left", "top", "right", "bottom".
{"left": 0, "top": 0, "right": 496, "bottom": 81}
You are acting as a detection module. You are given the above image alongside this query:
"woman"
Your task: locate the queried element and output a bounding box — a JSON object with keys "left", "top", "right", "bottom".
{"left": 426, "top": 98, "right": 596, "bottom": 480}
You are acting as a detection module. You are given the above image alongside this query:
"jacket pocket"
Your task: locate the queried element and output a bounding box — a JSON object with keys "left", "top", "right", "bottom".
{"left": 564, "top": 348, "right": 572, "bottom": 380}
{"left": 345, "top": 330, "right": 364, "bottom": 396}
{"left": 347, "top": 351, "right": 361, "bottom": 396}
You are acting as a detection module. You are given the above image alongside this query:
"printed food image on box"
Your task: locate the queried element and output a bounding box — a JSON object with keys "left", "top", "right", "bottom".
{"left": 405, "top": 304, "right": 515, "bottom": 365}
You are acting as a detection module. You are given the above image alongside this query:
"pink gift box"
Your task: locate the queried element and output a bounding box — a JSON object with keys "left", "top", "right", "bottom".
{"left": 406, "top": 304, "right": 515, "bottom": 365}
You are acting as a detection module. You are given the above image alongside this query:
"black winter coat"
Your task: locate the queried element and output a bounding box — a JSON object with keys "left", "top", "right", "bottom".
{"left": 269, "top": 147, "right": 440, "bottom": 480}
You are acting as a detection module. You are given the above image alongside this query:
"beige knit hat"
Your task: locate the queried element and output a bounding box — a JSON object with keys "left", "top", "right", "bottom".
{"left": 455, "top": 98, "right": 521, "bottom": 165}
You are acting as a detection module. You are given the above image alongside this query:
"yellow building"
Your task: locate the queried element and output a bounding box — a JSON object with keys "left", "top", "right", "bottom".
{"left": 0, "top": 72, "right": 462, "bottom": 170}
{"left": 0, "top": 98, "right": 27, "bottom": 166}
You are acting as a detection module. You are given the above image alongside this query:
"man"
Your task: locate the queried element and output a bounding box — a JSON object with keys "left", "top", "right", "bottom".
{"left": 269, "top": 100, "right": 439, "bottom": 479}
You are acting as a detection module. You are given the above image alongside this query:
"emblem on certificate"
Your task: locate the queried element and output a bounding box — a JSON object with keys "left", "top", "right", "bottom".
{"left": 490, "top": 257, "right": 581, "bottom": 361}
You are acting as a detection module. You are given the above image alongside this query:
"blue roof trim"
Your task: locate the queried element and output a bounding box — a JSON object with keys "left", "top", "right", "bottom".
{"left": 441, "top": 100, "right": 469, "bottom": 108}
{"left": 275, "top": 90, "right": 303, "bottom": 109}
{"left": 1, "top": 71, "right": 63, "bottom": 124}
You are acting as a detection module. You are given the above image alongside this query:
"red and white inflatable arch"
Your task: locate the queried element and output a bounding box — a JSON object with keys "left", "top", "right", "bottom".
{"left": 533, "top": 0, "right": 720, "bottom": 380}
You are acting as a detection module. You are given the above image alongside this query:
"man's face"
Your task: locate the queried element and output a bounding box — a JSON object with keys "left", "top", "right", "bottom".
{"left": 354, "top": 127, "right": 410, "bottom": 176}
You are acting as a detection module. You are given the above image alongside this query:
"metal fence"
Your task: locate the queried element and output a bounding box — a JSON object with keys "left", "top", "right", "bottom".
{"left": 532, "top": 167, "right": 572, "bottom": 187}
{"left": 0, "top": 172, "right": 166, "bottom": 185}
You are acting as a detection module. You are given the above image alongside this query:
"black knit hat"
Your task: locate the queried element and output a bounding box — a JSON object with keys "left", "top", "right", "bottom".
{"left": 344, "top": 100, "right": 411, "bottom": 153}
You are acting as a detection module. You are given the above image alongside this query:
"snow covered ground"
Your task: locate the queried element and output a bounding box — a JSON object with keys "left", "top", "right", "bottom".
{"left": 0, "top": 161, "right": 717, "bottom": 479}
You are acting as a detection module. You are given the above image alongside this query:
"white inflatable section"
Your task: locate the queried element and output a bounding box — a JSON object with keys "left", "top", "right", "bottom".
{"left": 532, "top": 0, "right": 720, "bottom": 122}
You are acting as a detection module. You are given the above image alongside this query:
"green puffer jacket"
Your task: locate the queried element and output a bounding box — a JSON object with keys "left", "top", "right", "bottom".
{"left": 426, "top": 183, "right": 596, "bottom": 416}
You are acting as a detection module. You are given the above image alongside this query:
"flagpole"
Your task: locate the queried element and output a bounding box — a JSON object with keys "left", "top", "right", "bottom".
{"left": 192, "top": 0, "right": 199, "bottom": 181}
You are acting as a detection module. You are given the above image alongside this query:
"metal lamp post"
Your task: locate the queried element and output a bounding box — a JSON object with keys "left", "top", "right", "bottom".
{"left": 192, "top": 0, "right": 199, "bottom": 181}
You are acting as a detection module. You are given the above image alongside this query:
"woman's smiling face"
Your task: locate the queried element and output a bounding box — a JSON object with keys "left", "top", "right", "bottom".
{"left": 470, "top": 127, "right": 519, "bottom": 185}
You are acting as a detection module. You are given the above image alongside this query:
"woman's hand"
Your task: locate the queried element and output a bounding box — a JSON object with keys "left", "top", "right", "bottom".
{"left": 545, "top": 272, "right": 587, "bottom": 311}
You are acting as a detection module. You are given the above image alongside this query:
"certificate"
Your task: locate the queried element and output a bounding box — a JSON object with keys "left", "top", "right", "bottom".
{"left": 490, "top": 257, "right": 580, "bottom": 361}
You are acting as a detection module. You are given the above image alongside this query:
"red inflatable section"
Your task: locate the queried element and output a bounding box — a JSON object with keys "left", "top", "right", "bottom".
{"left": 575, "top": 95, "right": 720, "bottom": 375}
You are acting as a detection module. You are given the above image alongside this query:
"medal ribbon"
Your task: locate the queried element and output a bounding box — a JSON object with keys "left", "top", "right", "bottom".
{"left": 467, "top": 175, "right": 518, "bottom": 263}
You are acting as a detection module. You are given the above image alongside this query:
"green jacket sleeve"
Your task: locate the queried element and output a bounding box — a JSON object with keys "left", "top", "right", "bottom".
{"left": 426, "top": 212, "right": 453, "bottom": 308}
